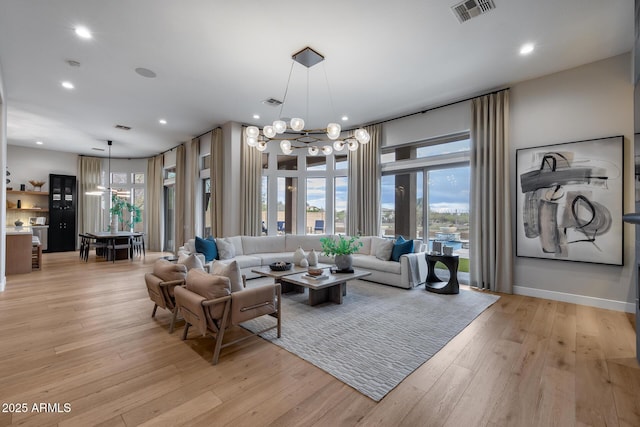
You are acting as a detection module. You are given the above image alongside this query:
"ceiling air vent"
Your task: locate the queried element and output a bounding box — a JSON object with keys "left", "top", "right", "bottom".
{"left": 262, "top": 98, "right": 283, "bottom": 107}
{"left": 115, "top": 124, "right": 131, "bottom": 131}
{"left": 452, "top": 0, "right": 495, "bottom": 23}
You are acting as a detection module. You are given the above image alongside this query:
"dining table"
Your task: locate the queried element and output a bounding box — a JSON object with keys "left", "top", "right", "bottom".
{"left": 85, "top": 231, "right": 143, "bottom": 261}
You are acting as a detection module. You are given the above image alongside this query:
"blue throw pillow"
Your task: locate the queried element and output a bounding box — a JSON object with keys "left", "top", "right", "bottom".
{"left": 195, "top": 236, "right": 218, "bottom": 262}
{"left": 391, "top": 236, "right": 414, "bottom": 262}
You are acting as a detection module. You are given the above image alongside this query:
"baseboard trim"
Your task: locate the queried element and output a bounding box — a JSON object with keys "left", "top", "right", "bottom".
{"left": 513, "top": 285, "right": 635, "bottom": 313}
{"left": 0, "top": 275, "right": 5, "bottom": 292}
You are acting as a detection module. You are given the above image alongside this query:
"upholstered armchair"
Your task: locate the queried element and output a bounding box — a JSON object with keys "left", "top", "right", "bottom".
{"left": 175, "top": 268, "right": 281, "bottom": 364}
{"left": 144, "top": 259, "right": 188, "bottom": 333}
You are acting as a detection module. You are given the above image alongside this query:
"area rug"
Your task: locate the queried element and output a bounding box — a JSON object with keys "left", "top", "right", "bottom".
{"left": 242, "top": 280, "right": 500, "bottom": 401}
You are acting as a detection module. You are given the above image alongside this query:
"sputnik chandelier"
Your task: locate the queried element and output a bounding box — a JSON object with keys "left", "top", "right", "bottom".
{"left": 245, "top": 47, "right": 370, "bottom": 156}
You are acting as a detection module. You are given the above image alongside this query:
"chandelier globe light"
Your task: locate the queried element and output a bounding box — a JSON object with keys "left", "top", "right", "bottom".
{"left": 245, "top": 47, "right": 370, "bottom": 156}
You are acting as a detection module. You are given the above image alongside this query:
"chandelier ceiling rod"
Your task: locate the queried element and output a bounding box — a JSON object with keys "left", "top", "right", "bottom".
{"left": 245, "top": 46, "right": 370, "bottom": 156}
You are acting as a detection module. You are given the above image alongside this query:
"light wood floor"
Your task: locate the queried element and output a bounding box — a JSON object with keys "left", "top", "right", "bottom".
{"left": 1, "top": 251, "right": 638, "bottom": 427}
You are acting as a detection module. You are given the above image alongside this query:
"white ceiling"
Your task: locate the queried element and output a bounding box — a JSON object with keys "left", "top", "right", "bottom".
{"left": 0, "top": 0, "right": 633, "bottom": 159}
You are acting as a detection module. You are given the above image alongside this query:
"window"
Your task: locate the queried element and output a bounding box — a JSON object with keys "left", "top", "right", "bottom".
{"left": 381, "top": 135, "right": 470, "bottom": 259}
{"left": 335, "top": 177, "right": 348, "bottom": 234}
{"left": 203, "top": 177, "right": 211, "bottom": 237}
{"left": 262, "top": 145, "right": 347, "bottom": 235}
{"left": 277, "top": 177, "right": 297, "bottom": 234}
{"left": 261, "top": 176, "right": 268, "bottom": 235}
{"left": 306, "top": 178, "right": 325, "bottom": 234}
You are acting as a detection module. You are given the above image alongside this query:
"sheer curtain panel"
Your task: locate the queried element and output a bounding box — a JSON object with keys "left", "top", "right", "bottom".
{"left": 146, "top": 155, "right": 164, "bottom": 252}
{"left": 174, "top": 144, "right": 186, "bottom": 250}
{"left": 347, "top": 124, "right": 381, "bottom": 237}
{"left": 209, "top": 128, "right": 224, "bottom": 238}
{"left": 240, "top": 128, "right": 262, "bottom": 236}
{"left": 78, "top": 156, "right": 102, "bottom": 235}
{"left": 469, "top": 90, "right": 513, "bottom": 293}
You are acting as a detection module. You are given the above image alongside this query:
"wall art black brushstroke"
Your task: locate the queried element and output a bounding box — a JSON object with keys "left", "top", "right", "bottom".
{"left": 516, "top": 136, "right": 623, "bottom": 265}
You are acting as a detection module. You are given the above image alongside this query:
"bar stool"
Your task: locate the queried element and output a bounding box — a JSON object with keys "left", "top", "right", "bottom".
{"left": 32, "top": 236, "right": 42, "bottom": 270}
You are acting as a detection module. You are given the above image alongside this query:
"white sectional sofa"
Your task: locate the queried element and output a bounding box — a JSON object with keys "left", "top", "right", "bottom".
{"left": 178, "top": 235, "right": 428, "bottom": 289}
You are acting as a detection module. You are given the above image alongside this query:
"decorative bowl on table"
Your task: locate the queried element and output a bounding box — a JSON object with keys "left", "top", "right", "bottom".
{"left": 269, "top": 261, "right": 292, "bottom": 271}
{"left": 307, "top": 267, "right": 324, "bottom": 276}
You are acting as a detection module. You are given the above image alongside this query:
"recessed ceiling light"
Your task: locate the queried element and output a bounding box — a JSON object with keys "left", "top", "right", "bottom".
{"left": 35, "top": 141, "right": 43, "bottom": 145}
{"left": 520, "top": 43, "right": 535, "bottom": 55}
{"left": 61, "top": 81, "right": 74, "bottom": 89}
{"left": 159, "top": 119, "right": 167, "bottom": 125}
{"left": 253, "top": 114, "right": 260, "bottom": 120}
{"left": 341, "top": 116, "right": 349, "bottom": 121}
{"left": 74, "top": 26, "right": 92, "bottom": 39}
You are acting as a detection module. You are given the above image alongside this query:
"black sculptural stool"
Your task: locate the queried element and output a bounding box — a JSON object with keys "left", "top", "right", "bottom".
{"left": 425, "top": 254, "right": 459, "bottom": 294}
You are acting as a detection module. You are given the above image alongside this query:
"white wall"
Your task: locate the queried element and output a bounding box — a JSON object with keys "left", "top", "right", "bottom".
{"left": 0, "top": 59, "right": 6, "bottom": 291}
{"left": 511, "top": 53, "right": 635, "bottom": 312}
{"left": 382, "top": 100, "right": 471, "bottom": 148}
{"left": 7, "top": 145, "right": 77, "bottom": 192}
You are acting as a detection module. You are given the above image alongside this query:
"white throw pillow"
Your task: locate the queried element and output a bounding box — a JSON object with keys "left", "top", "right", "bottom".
{"left": 375, "top": 239, "right": 394, "bottom": 261}
{"left": 178, "top": 253, "right": 205, "bottom": 271}
{"left": 216, "top": 238, "right": 236, "bottom": 260}
{"left": 211, "top": 260, "right": 243, "bottom": 293}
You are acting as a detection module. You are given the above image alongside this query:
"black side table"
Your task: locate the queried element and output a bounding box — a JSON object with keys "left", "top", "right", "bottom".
{"left": 425, "top": 254, "right": 459, "bottom": 294}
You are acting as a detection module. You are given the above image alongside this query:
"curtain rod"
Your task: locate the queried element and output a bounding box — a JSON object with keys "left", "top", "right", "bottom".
{"left": 126, "top": 88, "right": 510, "bottom": 158}
{"left": 366, "top": 86, "right": 510, "bottom": 128}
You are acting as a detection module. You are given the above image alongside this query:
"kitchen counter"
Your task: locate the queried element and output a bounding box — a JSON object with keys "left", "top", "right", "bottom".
{"left": 6, "top": 226, "right": 35, "bottom": 235}
{"left": 5, "top": 231, "right": 34, "bottom": 274}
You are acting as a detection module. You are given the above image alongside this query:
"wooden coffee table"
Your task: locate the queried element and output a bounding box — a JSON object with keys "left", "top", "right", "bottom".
{"left": 279, "top": 269, "right": 371, "bottom": 306}
{"left": 251, "top": 263, "right": 332, "bottom": 294}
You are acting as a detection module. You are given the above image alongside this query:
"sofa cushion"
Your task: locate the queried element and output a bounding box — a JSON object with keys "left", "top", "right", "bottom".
{"left": 153, "top": 259, "right": 187, "bottom": 282}
{"left": 218, "top": 254, "right": 262, "bottom": 270}
{"left": 285, "top": 235, "right": 324, "bottom": 252}
{"left": 242, "top": 235, "right": 286, "bottom": 255}
{"left": 195, "top": 236, "right": 217, "bottom": 262}
{"left": 355, "top": 236, "right": 371, "bottom": 255}
{"left": 375, "top": 239, "right": 394, "bottom": 261}
{"left": 177, "top": 253, "right": 205, "bottom": 271}
{"left": 227, "top": 236, "right": 244, "bottom": 256}
{"left": 211, "top": 260, "right": 244, "bottom": 292}
{"left": 391, "top": 236, "right": 414, "bottom": 262}
{"left": 216, "top": 237, "right": 236, "bottom": 260}
{"left": 258, "top": 252, "right": 295, "bottom": 265}
{"left": 352, "top": 254, "right": 402, "bottom": 275}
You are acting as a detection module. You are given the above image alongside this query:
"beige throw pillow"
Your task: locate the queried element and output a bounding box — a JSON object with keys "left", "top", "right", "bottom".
{"left": 375, "top": 239, "right": 394, "bottom": 261}
{"left": 153, "top": 259, "right": 187, "bottom": 282}
{"left": 211, "top": 260, "right": 244, "bottom": 293}
{"left": 178, "top": 253, "right": 205, "bottom": 271}
{"left": 216, "top": 238, "right": 236, "bottom": 260}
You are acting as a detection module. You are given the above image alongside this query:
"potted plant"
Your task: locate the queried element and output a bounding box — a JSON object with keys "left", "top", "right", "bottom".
{"left": 109, "top": 194, "right": 142, "bottom": 232}
{"left": 320, "top": 235, "right": 363, "bottom": 271}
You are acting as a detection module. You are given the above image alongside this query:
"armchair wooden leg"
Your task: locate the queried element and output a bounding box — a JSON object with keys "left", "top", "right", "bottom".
{"left": 212, "top": 300, "right": 231, "bottom": 365}
{"left": 182, "top": 323, "right": 190, "bottom": 340}
{"left": 169, "top": 307, "right": 178, "bottom": 334}
{"left": 151, "top": 304, "right": 158, "bottom": 318}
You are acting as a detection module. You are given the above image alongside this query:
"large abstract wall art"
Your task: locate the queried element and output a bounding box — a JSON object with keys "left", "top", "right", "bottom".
{"left": 516, "top": 136, "right": 623, "bottom": 265}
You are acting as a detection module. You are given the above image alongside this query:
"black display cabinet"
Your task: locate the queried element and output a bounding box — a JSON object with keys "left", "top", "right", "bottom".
{"left": 48, "top": 174, "right": 77, "bottom": 252}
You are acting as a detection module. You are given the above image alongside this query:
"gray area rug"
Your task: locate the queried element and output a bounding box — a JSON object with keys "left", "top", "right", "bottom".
{"left": 242, "top": 280, "right": 500, "bottom": 401}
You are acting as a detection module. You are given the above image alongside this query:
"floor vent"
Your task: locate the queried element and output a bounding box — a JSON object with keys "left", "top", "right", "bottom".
{"left": 452, "top": 0, "right": 496, "bottom": 23}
